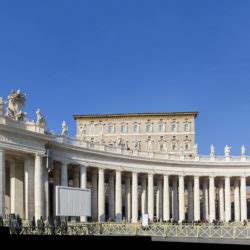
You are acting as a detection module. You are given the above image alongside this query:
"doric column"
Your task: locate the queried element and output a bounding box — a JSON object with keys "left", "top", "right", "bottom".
{"left": 91, "top": 170, "right": 98, "bottom": 221}
{"left": 156, "top": 177, "right": 163, "bottom": 222}
{"left": 234, "top": 178, "right": 240, "bottom": 222}
{"left": 34, "top": 154, "right": 44, "bottom": 221}
{"left": 225, "top": 176, "right": 231, "bottom": 222}
{"left": 172, "top": 177, "right": 178, "bottom": 221}
{"left": 202, "top": 178, "right": 209, "bottom": 221}
{"left": 132, "top": 172, "right": 138, "bottom": 223}
{"left": 218, "top": 178, "right": 224, "bottom": 221}
{"left": 163, "top": 175, "right": 170, "bottom": 221}
{"left": 24, "top": 157, "right": 35, "bottom": 220}
{"left": 80, "top": 165, "right": 87, "bottom": 222}
{"left": 209, "top": 176, "right": 215, "bottom": 222}
{"left": 188, "top": 178, "right": 194, "bottom": 222}
{"left": 240, "top": 176, "right": 247, "bottom": 221}
{"left": 141, "top": 175, "right": 147, "bottom": 216}
{"left": 9, "top": 159, "right": 16, "bottom": 214}
{"left": 194, "top": 176, "right": 200, "bottom": 221}
{"left": 98, "top": 168, "right": 105, "bottom": 222}
{"left": 61, "top": 162, "right": 68, "bottom": 187}
{"left": 125, "top": 174, "right": 131, "bottom": 222}
{"left": 0, "top": 149, "right": 5, "bottom": 217}
{"left": 73, "top": 167, "right": 80, "bottom": 187}
{"left": 53, "top": 164, "right": 60, "bottom": 217}
{"left": 108, "top": 172, "right": 115, "bottom": 220}
{"left": 115, "top": 170, "right": 122, "bottom": 222}
{"left": 148, "top": 173, "right": 154, "bottom": 222}
{"left": 178, "top": 175, "right": 185, "bottom": 222}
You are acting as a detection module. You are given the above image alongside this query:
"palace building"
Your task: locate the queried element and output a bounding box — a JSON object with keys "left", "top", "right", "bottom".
{"left": 0, "top": 90, "right": 250, "bottom": 225}
{"left": 74, "top": 112, "right": 197, "bottom": 156}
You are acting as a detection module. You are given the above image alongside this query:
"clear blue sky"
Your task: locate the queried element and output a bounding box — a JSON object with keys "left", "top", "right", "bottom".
{"left": 1, "top": 0, "right": 250, "bottom": 155}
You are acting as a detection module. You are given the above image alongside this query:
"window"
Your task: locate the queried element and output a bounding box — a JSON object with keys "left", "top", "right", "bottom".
{"left": 185, "top": 143, "right": 190, "bottom": 150}
{"left": 133, "top": 124, "right": 139, "bottom": 133}
{"left": 159, "top": 124, "right": 165, "bottom": 133}
{"left": 146, "top": 124, "right": 153, "bottom": 133}
{"left": 172, "top": 144, "right": 176, "bottom": 151}
{"left": 184, "top": 123, "right": 190, "bottom": 132}
{"left": 171, "top": 122, "right": 177, "bottom": 132}
{"left": 108, "top": 125, "right": 114, "bottom": 134}
{"left": 90, "top": 122, "right": 95, "bottom": 134}
{"left": 121, "top": 124, "right": 128, "bottom": 133}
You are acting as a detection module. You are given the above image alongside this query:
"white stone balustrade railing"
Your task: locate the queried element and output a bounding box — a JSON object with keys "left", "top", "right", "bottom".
{"left": 54, "top": 135, "right": 250, "bottom": 163}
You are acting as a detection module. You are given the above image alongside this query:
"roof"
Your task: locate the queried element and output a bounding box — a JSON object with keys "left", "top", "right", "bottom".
{"left": 73, "top": 112, "right": 198, "bottom": 120}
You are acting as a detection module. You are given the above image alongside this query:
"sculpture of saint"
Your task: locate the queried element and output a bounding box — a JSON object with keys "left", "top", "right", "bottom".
{"left": 36, "top": 109, "right": 46, "bottom": 129}
{"left": 61, "top": 121, "right": 69, "bottom": 136}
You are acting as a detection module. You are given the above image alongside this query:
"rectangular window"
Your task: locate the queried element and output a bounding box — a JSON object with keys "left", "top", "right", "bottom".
{"left": 184, "top": 123, "right": 190, "bottom": 132}
{"left": 146, "top": 124, "right": 152, "bottom": 133}
{"left": 121, "top": 125, "right": 127, "bottom": 133}
{"left": 133, "top": 124, "right": 139, "bottom": 133}
{"left": 108, "top": 126, "right": 114, "bottom": 134}
{"left": 159, "top": 124, "right": 164, "bottom": 133}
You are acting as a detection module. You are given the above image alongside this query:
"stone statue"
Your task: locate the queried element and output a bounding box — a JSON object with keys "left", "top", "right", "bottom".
{"left": 36, "top": 109, "right": 46, "bottom": 128}
{"left": 6, "top": 90, "right": 27, "bottom": 121}
{"left": 163, "top": 141, "right": 168, "bottom": 152}
{"left": 224, "top": 145, "right": 231, "bottom": 157}
{"left": 117, "top": 138, "right": 123, "bottom": 147}
{"left": 0, "top": 97, "right": 4, "bottom": 115}
{"left": 241, "top": 145, "right": 246, "bottom": 156}
{"left": 134, "top": 140, "right": 140, "bottom": 151}
{"left": 61, "top": 121, "right": 69, "bottom": 136}
{"left": 194, "top": 144, "right": 198, "bottom": 156}
{"left": 210, "top": 145, "right": 215, "bottom": 157}
{"left": 147, "top": 139, "right": 153, "bottom": 152}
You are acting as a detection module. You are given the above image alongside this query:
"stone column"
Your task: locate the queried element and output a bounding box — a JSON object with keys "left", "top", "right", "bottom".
{"left": 234, "top": 178, "right": 240, "bottom": 222}
{"left": 194, "top": 176, "right": 200, "bottom": 221}
{"left": 115, "top": 170, "right": 122, "bottom": 222}
{"left": 240, "top": 176, "right": 247, "bottom": 222}
{"left": 53, "top": 165, "right": 60, "bottom": 217}
{"left": 61, "top": 162, "right": 68, "bottom": 187}
{"left": 0, "top": 149, "right": 5, "bottom": 217}
{"left": 156, "top": 177, "right": 163, "bottom": 222}
{"left": 148, "top": 173, "right": 154, "bottom": 222}
{"left": 125, "top": 174, "right": 131, "bottom": 222}
{"left": 132, "top": 172, "right": 138, "bottom": 223}
{"left": 91, "top": 170, "right": 98, "bottom": 221}
{"left": 80, "top": 165, "right": 87, "bottom": 222}
{"left": 10, "top": 159, "right": 24, "bottom": 218}
{"left": 218, "top": 178, "right": 224, "bottom": 221}
{"left": 202, "top": 178, "right": 209, "bottom": 221}
{"left": 172, "top": 177, "right": 178, "bottom": 221}
{"left": 225, "top": 176, "right": 231, "bottom": 222}
{"left": 24, "top": 157, "right": 35, "bottom": 220}
{"left": 209, "top": 176, "right": 215, "bottom": 222}
{"left": 141, "top": 175, "right": 147, "bottom": 216}
{"left": 163, "top": 175, "right": 170, "bottom": 222}
{"left": 34, "top": 154, "right": 44, "bottom": 221}
{"left": 98, "top": 168, "right": 105, "bottom": 222}
{"left": 108, "top": 172, "right": 115, "bottom": 220}
{"left": 178, "top": 175, "right": 185, "bottom": 222}
{"left": 188, "top": 178, "right": 194, "bottom": 222}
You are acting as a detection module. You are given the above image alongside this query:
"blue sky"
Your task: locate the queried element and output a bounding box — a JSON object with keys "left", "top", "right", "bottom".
{"left": 1, "top": 0, "right": 250, "bottom": 155}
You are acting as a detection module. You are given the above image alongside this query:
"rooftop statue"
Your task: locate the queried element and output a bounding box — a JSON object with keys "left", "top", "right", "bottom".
{"left": 6, "top": 90, "right": 27, "bottom": 121}
{"left": 194, "top": 144, "right": 198, "bottom": 156}
{"left": 210, "top": 145, "right": 215, "bottom": 157}
{"left": 61, "top": 121, "right": 69, "bottom": 136}
{"left": 134, "top": 140, "right": 140, "bottom": 151}
{"left": 36, "top": 109, "right": 46, "bottom": 129}
{"left": 241, "top": 145, "right": 246, "bottom": 156}
{"left": 0, "top": 97, "right": 5, "bottom": 115}
{"left": 224, "top": 145, "right": 231, "bottom": 157}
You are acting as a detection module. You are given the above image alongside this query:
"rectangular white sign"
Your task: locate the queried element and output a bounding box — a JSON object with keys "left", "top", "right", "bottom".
{"left": 56, "top": 186, "right": 91, "bottom": 217}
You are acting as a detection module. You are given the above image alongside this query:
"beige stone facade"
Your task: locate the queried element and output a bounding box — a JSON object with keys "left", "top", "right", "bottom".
{"left": 74, "top": 112, "right": 198, "bottom": 156}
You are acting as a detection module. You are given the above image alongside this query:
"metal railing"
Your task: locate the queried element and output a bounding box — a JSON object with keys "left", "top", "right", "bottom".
{"left": 5, "top": 222, "right": 250, "bottom": 240}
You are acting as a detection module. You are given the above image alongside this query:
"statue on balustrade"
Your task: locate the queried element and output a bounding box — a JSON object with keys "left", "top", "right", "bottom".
{"left": 36, "top": 109, "right": 46, "bottom": 129}
{"left": 147, "top": 139, "right": 153, "bottom": 152}
{"left": 6, "top": 90, "right": 27, "bottom": 121}
{"left": 210, "top": 145, "right": 215, "bottom": 157}
{"left": 0, "top": 97, "right": 5, "bottom": 115}
{"left": 61, "top": 121, "right": 69, "bottom": 136}
{"left": 224, "top": 145, "right": 231, "bottom": 157}
{"left": 134, "top": 140, "right": 141, "bottom": 151}
{"left": 194, "top": 144, "right": 198, "bottom": 156}
{"left": 241, "top": 145, "right": 246, "bottom": 156}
